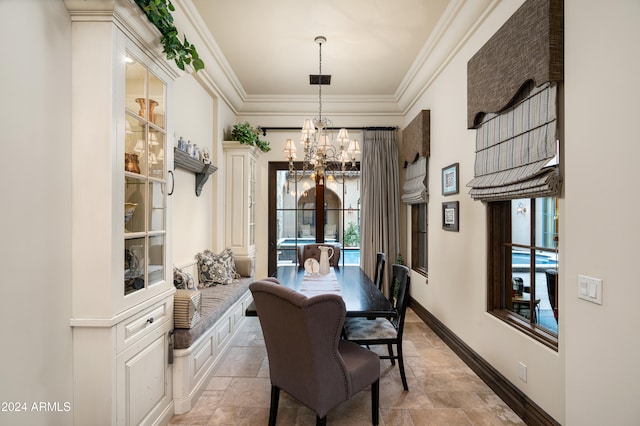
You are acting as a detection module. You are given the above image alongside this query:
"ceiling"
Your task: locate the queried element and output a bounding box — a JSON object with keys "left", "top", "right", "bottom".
{"left": 186, "top": 0, "right": 492, "bottom": 116}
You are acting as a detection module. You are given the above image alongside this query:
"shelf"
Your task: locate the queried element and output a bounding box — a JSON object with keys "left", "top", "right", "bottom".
{"left": 174, "top": 147, "right": 217, "bottom": 196}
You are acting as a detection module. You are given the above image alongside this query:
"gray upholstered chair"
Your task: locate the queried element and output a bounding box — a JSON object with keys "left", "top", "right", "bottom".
{"left": 373, "top": 252, "right": 386, "bottom": 292}
{"left": 249, "top": 280, "right": 380, "bottom": 426}
{"left": 297, "top": 243, "right": 341, "bottom": 268}
{"left": 344, "top": 264, "right": 411, "bottom": 391}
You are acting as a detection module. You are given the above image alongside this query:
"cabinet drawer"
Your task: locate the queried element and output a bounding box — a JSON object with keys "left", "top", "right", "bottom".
{"left": 117, "top": 298, "right": 172, "bottom": 352}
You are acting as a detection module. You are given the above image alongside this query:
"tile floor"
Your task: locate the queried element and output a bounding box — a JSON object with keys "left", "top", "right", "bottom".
{"left": 169, "top": 309, "right": 525, "bottom": 425}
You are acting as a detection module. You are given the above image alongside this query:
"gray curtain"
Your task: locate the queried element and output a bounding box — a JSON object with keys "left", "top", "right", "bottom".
{"left": 361, "top": 129, "right": 400, "bottom": 295}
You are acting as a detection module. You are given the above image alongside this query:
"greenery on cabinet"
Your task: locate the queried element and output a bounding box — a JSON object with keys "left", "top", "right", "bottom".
{"left": 231, "top": 122, "right": 272, "bottom": 152}
{"left": 134, "top": 0, "right": 205, "bottom": 72}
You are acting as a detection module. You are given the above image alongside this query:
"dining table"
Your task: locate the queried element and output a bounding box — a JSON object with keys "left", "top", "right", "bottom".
{"left": 245, "top": 265, "right": 395, "bottom": 319}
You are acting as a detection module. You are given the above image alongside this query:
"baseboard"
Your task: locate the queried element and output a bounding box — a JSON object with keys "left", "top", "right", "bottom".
{"left": 409, "top": 298, "right": 560, "bottom": 426}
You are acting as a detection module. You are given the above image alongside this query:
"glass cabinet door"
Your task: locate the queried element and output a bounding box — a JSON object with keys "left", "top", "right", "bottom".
{"left": 124, "top": 54, "right": 167, "bottom": 296}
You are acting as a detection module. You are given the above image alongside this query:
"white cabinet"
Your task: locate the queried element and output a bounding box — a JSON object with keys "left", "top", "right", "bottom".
{"left": 66, "top": 1, "right": 178, "bottom": 424}
{"left": 223, "top": 142, "right": 260, "bottom": 260}
{"left": 116, "top": 299, "right": 173, "bottom": 425}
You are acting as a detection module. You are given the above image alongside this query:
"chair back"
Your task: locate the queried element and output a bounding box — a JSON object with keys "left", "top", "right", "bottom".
{"left": 249, "top": 280, "right": 352, "bottom": 415}
{"left": 297, "top": 243, "right": 341, "bottom": 267}
{"left": 390, "top": 264, "right": 411, "bottom": 338}
{"left": 545, "top": 269, "right": 558, "bottom": 320}
{"left": 373, "top": 252, "right": 386, "bottom": 292}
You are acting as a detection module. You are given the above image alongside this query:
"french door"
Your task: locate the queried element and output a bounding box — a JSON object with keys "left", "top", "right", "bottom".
{"left": 268, "top": 161, "right": 361, "bottom": 276}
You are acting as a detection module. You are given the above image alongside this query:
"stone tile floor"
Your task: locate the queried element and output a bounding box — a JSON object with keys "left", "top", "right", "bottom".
{"left": 169, "top": 309, "right": 524, "bottom": 425}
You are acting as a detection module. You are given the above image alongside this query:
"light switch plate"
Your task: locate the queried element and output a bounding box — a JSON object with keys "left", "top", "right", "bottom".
{"left": 578, "top": 275, "right": 603, "bottom": 305}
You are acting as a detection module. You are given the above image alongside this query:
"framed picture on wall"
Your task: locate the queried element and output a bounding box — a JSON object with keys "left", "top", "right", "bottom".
{"left": 442, "top": 201, "right": 459, "bottom": 232}
{"left": 441, "top": 163, "right": 459, "bottom": 195}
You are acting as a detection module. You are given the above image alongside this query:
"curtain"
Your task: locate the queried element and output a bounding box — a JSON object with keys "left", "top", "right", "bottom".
{"left": 467, "top": 82, "right": 561, "bottom": 202}
{"left": 361, "top": 129, "right": 400, "bottom": 295}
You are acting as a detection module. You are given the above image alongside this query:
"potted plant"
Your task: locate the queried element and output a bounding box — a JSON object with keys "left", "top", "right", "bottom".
{"left": 231, "top": 122, "right": 271, "bottom": 152}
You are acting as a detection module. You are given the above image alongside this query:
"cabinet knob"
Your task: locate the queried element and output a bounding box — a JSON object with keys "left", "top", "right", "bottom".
{"left": 147, "top": 317, "right": 154, "bottom": 324}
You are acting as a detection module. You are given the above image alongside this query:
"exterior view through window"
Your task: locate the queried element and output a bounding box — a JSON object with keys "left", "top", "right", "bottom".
{"left": 505, "top": 197, "right": 559, "bottom": 336}
{"left": 269, "top": 163, "right": 361, "bottom": 275}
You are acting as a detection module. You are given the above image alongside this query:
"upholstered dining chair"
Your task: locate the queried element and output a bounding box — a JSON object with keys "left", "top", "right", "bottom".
{"left": 249, "top": 280, "right": 380, "bottom": 426}
{"left": 297, "top": 243, "right": 341, "bottom": 268}
{"left": 373, "top": 252, "right": 386, "bottom": 292}
{"left": 344, "top": 264, "right": 411, "bottom": 391}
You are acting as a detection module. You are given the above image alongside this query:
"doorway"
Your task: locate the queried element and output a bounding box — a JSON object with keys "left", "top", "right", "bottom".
{"left": 268, "top": 162, "right": 361, "bottom": 276}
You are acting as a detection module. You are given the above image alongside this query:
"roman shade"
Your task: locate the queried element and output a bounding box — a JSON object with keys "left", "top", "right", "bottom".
{"left": 401, "top": 156, "right": 427, "bottom": 204}
{"left": 467, "top": 82, "right": 561, "bottom": 202}
{"left": 467, "top": 0, "right": 563, "bottom": 128}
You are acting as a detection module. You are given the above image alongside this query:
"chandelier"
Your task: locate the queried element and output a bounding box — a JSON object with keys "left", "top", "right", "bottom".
{"left": 283, "top": 36, "right": 360, "bottom": 185}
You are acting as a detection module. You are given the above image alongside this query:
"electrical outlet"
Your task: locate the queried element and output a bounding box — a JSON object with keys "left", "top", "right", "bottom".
{"left": 518, "top": 362, "right": 527, "bottom": 382}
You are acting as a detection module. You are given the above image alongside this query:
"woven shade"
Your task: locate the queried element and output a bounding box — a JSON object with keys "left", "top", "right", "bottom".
{"left": 402, "top": 156, "right": 427, "bottom": 204}
{"left": 468, "top": 82, "right": 561, "bottom": 202}
{"left": 467, "top": 0, "right": 563, "bottom": 128}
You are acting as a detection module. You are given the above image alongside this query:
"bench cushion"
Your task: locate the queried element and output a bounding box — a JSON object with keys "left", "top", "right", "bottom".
{"left": 173, "top": 277, "right": 252, "bottom": 349}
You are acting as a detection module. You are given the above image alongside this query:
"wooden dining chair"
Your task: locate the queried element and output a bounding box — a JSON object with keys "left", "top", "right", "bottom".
{"left": 373, "top": 252, "right": 386, "bottom": 292}
{"left": 344, "top": 264, "right": 411, "bottom": 391}
{"left": 249, "top": 280, "right": 380, "bottom": 425}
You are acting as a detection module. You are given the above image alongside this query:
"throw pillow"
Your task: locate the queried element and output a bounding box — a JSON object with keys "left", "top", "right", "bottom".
{"left": 203, "top": 247, "right": 241, "bottom": 279}
{"left": 196, "top": 248, "right": 239, "bottom": 287}
{"left": 173, "top": 267, "right": 196, "bottom": 290}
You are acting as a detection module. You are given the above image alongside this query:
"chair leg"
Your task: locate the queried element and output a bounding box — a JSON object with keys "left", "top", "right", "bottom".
{"left": 316, "top": 415, "right": 327, "bottom": 426}
{"left": 269, "top": 385, "right": 280, "bottom": 426}
{"left": 397, "top": 343, "right": 408, "bottom": 391}
{"left": 371, "top": 379, "right": 379, "bottom": 426}
{"left": 387, "top": 343, "right": 396, "bottom": 365}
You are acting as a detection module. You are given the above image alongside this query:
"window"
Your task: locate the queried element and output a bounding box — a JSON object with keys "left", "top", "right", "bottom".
{"left": 268, "top": 162, "right": 361, "bottom": 275}
{"left": 487, "top": 197, "right": 559, "bottom": 350}
{"left": 411, "top": 203, "right": 428, "bottom": 276}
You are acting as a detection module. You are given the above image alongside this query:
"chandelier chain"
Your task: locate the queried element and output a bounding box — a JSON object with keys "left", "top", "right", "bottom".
{"left": 283, "top": 36, "right": 360, "bottom": 186}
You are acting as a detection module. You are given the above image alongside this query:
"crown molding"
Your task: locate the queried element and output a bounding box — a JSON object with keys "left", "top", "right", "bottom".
{"left": 172, "top": 0, "right": 498, "bottom": 117}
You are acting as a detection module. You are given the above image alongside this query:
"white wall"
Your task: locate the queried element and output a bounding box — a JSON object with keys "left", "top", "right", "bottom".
{"left": 171, "top": 75, "right": 216, "bottom": 265}
{"left": 402, "top": 1, "right": 640, "bottom": 424}
{"left": 564, "top": 1, "right": 640, "bottom": 424}
{"left": 404, "top": 0, "right": 569, "bottom": 421}
{"left": 0, "top": 1, "right": 73, "bottom": 425}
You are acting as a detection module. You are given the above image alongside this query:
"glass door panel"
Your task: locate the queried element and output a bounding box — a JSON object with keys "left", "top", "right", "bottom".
{"left": 125, "top": 177, "right": 146, "bottom": 234}
{"left": 148, "top": 234, "right": 165, "bottom": 286}
{"left": 271, "top": 165, "right": 361, "bottom": 271}
{"left": 125, "top": 237, "right": 146, "bottom": 295}
{"left": 148, "top": 180, "right": 165, "bottom": 232}
{"left": 124, "top": 53, "right": 167, "bottom": 296}
{"left": 148, "top": 72, "right": 165, "bottom": 129}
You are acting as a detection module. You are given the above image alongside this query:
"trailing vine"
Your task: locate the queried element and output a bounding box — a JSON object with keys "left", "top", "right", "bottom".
{"left": 134, "top": 0, "right": 205, "bottom": 72}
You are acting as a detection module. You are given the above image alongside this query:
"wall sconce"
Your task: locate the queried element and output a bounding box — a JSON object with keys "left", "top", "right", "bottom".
{"left": 517, "top": 202, "right": 527, "bottom": 215}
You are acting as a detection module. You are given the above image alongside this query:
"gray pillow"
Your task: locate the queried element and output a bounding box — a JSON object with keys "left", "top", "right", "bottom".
{"left": 173, "top": 267, "right": 196, "bottom": 290}
{"left": 196, "top": 248, "right": 239, "bottom": 287}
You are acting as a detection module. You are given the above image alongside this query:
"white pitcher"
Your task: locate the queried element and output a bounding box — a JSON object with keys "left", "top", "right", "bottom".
{"left": 318, "top": 245, "right": 334, "bottom": 274}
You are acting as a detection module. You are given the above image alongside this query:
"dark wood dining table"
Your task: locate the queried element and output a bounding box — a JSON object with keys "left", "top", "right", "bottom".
{"left": 245, "top": 265, "right": 395, "bottom": 318}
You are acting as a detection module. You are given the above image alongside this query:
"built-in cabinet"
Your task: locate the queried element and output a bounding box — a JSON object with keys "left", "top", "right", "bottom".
{"left": 223, "top": 142, "right": 259, "bottom": 261}
{"left": 66, "top": 1, "right": 179, "bottom": 424}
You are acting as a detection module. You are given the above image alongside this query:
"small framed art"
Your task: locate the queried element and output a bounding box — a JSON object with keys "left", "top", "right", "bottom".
{"left": 441, "top": 163, "right": 459, "bottom": 196}
{"left": 442, "top": 201, "right": 459, "bottom": 232}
